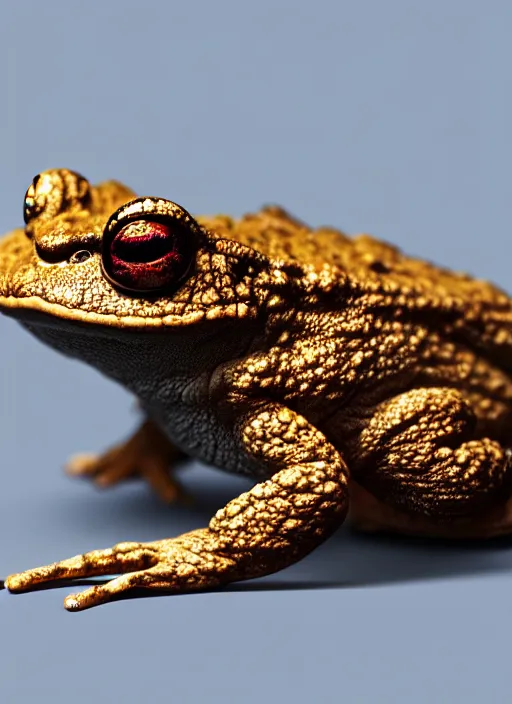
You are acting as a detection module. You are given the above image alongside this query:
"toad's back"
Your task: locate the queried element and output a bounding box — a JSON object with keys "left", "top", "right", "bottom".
{"left": 199, "top": 205, "right": 512, "bottom": 371}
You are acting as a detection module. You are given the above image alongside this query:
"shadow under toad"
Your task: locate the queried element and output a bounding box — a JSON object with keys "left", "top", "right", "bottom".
{"left": 3, "top": 463, "right": 512, "bottom": 606}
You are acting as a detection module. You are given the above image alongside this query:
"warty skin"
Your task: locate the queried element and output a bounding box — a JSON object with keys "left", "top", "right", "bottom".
{"left": 1, "top": 169, "right": 512, "bottom": 610}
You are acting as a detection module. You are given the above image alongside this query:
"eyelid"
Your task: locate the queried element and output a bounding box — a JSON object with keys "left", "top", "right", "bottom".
{"left": 103, "top": 197, "right": 201, "bottom": 242}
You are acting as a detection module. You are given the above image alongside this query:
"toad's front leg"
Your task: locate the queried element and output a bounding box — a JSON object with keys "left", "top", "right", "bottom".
{"left": 66, "top": 419, "right": 189, "bottom": 504}
{"left": 5, "top": 404, "right": 349, "bottom": 611}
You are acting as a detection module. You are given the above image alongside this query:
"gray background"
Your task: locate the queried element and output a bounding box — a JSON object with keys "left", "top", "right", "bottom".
{"left": 1, "top": 1, "right": 511, "bottom": 702}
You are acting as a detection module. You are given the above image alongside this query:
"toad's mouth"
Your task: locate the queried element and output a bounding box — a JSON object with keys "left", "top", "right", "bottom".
{"left": 0, "top": 293, "right": 208, "bottom": 333}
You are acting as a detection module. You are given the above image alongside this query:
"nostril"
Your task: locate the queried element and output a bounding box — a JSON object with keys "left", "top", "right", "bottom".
{"left": 35, "top": 241, "right": 91, "bottom": 264}
{"left": 69, "top": 250, "right": 92, "bottom": 264}
{"left": 34, "top": 228, "right": 101, "bottom": 264}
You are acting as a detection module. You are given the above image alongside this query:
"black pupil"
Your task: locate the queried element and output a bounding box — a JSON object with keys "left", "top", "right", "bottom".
{"left": 112, "top": 223, "right": 175, "bottom": 264}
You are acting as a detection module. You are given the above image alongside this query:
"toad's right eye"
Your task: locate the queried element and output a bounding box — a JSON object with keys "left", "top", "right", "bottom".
{"left": 101, "top": 198, "right": 199, "bottom": 295}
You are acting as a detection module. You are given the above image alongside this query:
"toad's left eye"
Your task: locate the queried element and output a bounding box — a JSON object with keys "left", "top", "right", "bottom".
{"left": 102, "top": 199, "right": 197, "bottom": 293}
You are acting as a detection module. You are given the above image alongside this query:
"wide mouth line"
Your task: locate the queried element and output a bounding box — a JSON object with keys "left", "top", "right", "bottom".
{"left": 0, "top": 294, "right": 205, "bottom": 333}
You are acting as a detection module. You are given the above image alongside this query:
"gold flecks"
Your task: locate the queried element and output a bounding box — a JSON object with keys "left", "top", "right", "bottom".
{"left": 354, "top": 387, "right": 509, "bottom": 518}
{"left": 3, "top": 169, "right": 512, "bottom": 611}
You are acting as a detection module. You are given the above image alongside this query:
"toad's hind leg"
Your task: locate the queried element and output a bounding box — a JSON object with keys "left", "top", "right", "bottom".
{"left": 350, "top": 387, "right": 512, "bottom": 522}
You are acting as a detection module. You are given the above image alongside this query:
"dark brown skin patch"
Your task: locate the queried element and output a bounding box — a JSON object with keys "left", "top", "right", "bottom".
{"left": 2, "top": 169, "right": 512, "bottom": 611}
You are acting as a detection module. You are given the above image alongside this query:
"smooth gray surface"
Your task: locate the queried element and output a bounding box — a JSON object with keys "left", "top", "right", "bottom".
{"left": 1, "top": 1, "right": 512, "bottom": 702}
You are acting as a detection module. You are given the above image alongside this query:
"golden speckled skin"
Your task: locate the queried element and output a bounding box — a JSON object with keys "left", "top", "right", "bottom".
{"left": 2, "top": 169, "right": 512, "bottom": 611}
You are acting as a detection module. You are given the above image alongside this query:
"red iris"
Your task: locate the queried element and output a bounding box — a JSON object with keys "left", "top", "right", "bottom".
{"left": 102, "top": 219, "right": 191, "bottom": 292}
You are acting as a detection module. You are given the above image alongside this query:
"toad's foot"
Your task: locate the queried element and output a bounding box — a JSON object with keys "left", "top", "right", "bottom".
{"left": 66, "top": 420, "right": 190, "bottom": 504}
{"left": 5, "top": 533, "right": 236, "bottom": 610}
{"left": 6, "top": 404, "right": 349, "bottom": 611}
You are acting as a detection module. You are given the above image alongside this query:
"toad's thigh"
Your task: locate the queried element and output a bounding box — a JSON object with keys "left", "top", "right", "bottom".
{"left": 347, "top": 387, "right": 512, "bottom": 519}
